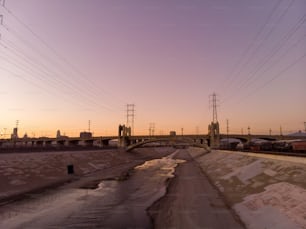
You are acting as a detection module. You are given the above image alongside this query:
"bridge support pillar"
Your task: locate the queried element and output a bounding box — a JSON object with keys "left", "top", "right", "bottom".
{"left": 208, "top": 122, "right": 220, "bottom": 149}
{"left": 118, "top": 124, "right": 131, "bottom": 148}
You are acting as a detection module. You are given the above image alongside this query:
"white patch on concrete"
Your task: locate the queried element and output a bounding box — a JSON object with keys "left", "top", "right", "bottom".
{"left": 263, "top": 168, "right": 277, "bottom": 177}
{"left": 192, "top": 150, "right": 306, "bottom": 228}
{"left": 222, "top": 160, "right": 263, "bottom": 184}
{"left": 234, "top": 182, "right": 306, "bottom": 229}
{"left": 10, "top": 179, "right": 26, "bottom": 186}
{"left": 236, "top": 205, "right": 299, "bottom": 229}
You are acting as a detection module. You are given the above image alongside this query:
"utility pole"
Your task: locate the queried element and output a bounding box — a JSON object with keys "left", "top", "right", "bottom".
{"left": 181, "top": 128, "right": 184, "bottom": 136}
{"left": 88, "top": 120, "right": 91, "bottom": 132}
{"left": 226, "top": 119, "right": 229, "bottom": 147}
{"left": 241, "top": 128, "right": 244, "bottom": 135}
{"left": 149, "top": 123, "right": 155, "bottom": 137}
{"left": 126, "top": 104, "right": 135, "bottom": 135}
{"left": 247, "top": 126, "right": 251, "bottom": 142}
{"left": 280, "top": 126, "right": 283, "bottom": 136}
{"left": 196, "top": 126, "right": 199, "bottom": 135}
{"left": 269, "top": 128, "right": 272, "bottom": 136}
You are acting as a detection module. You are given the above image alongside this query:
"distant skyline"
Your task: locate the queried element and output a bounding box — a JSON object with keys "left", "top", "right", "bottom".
{"left": 0, "top": 0, "right": 305, "bottom": 137}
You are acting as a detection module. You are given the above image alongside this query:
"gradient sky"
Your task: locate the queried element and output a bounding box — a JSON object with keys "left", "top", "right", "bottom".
{"left": 0, "top": 0, "right": 305, "bottom": 137}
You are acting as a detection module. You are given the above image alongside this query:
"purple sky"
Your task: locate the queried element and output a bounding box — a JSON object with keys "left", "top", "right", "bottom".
{"left": 0, "top": 0, "right": 305, "bottom": 137}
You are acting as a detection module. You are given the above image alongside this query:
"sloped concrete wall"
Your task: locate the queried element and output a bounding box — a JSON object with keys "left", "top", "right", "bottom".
{"left": 190, "top": 150, "right": 306, "bottom": 229}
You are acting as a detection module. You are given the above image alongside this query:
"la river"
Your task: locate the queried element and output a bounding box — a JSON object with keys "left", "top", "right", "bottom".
{"left": 0, "top": 147, "right": 244, "bottom": 228}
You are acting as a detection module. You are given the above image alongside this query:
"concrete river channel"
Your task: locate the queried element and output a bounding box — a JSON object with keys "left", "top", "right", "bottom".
{"left": 0, "top": 150, "right": 185, "bottom": 228}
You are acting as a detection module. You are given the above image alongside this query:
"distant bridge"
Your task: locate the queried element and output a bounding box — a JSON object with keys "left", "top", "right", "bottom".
{"left": 126, "top": 137, "right": 209, "bottom": 152}
{"left": 0, "top": 133, "right": 304, "bottom": 150}
{"left": 127, "top": 134, "right": 305, "bottom": 145}
{"left": 0, "top": 136, "right": 118, "bottom": 149}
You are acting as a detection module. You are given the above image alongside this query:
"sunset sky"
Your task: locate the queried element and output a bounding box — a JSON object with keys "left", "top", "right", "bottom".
{"left": 0, "top": 0, "right": 305, "bottom": 137}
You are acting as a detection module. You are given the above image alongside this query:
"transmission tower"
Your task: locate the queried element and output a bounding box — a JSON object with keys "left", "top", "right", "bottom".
{"left": 149, "top": 123, "right": 155, "bottom": 136}
{"left": 226, "top": 119, "right": 229, "bottom": 143}
{"left": 209, "top": 93, "right": 218, "bottom": 123}
{"left": 269, "top": 128, "right": 272, "bottom": 136}
{"left": 208, "top": 93, "right": 220, "bottom": 148}
{"left": 126, "top": 104, "right": 135, "bottom": 135}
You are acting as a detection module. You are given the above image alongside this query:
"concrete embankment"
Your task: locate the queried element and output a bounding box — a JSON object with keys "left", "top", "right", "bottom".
{"left": 149, "top": 147, "right": 245, "bottom": 229}
{"left": 190, "top": 150, "right": 306, "bottom": 229}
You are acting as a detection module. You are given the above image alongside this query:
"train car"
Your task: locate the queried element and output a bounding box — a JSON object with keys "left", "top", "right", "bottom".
{"left": 259, "top": 141, "right": 273, "bottom": 151}
{"left": 291, "top": 141, "right": 306, "bottom": 153}
{"left": 248, "top": 139, "right": 273, "bottom": 152}
{"left": 272, "top": 140, "right": 293, "bottom": 152}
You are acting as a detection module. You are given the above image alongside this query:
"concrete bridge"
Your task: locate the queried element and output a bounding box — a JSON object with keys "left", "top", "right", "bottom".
{"left": 124, "top": 133, "right": 305, "bottom": 151}
{"left": 127, "top": 134, "right": 305, "bottom": 144}
{"left": 126, "top": 137, "right": 210, "bottom": 152}
{"left": 0, "top": 136, "right": 117, "bottom": 149}
{"left": 0, "top": 133, "right": 304, "bottom": 151}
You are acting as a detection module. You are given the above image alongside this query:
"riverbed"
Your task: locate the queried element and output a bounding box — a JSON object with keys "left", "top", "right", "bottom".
{"left": 0, "top": 147, "right": 245, "bottom": 228}
{"left": 0, "top": 149, "right": 184, "bottom": 228}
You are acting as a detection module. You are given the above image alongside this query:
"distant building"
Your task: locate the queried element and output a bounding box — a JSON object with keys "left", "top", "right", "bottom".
{"left": 80, "top": 131, "right": 92, "bottom": 139}
{"left": 56, "top": 130, "right": 61, "bottom": 138}
{"left": 56, "top": 130, "right": 69, "bottom": 139}
{"left": 11, "top": 128, "right": 18, "bottom": 140}
{"left": 169, "top": 131, "right": 176, "bottom": 136}
{"left": 23, "top": 133, "right": 28, "bottom": 139}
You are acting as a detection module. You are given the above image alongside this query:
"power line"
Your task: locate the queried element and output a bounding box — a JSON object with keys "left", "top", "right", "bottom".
{"left": 221, "top": 0, "right": 283, "bottom": 93}
{"left": 232, "top": 50, "right": 306, "bottom": 106}
{"left": 1, "top": 3, "right": 127, "bottom": 106}
{"left": 232, "top": 13, "right": 306, "bottom": 96}
{"left": 0, "top": 49, "right": 115, "bottom": 114}
{"left": 0, "top": 15, "right": 118, "bottom": 112}
{"left": 223, "top": 0, "right": 295, "bottom": 100}
{"left": 0, "top": 50, "right": 110, "bottom": 111}
{"left": 236, "top": 31, "right": 306, "bottom": 98}
{"left": 0, "top": 39, "right": 114, "bottom": 111}
{"left": 223, "top": 1, "right": 305, "bottom": 106}
{"left": 0, "top": 24, "right": 115, "bottom": 111}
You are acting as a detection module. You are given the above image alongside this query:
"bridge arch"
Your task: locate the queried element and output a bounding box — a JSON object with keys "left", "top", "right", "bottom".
{"left": 126, "top": 137, "right": 209, "bottom": 152}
